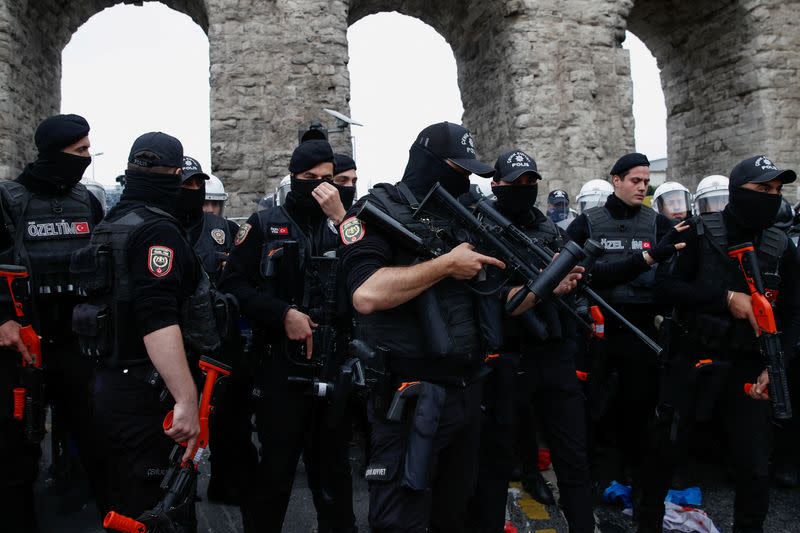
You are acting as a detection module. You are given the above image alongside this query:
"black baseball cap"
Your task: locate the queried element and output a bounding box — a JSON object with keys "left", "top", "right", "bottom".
{"left": 548, "top": 189, "right": 569, "bottom": 204}
{"left": 610, "top": 152, "right": 650, "bottom": 176}
{"left": 729, "top": 155, "right": 796, "bottom": 188}
{"left": 414, "top": 122, "right": 494, "bottom": 177}
{"left": 181, "top": 156, "right": 210, "bottom": 182}
{"left": 128, "top": 132, "right": 184, "bottom": 168}
{"left": 493, "top": 150, "right": 542, "bottom": 183}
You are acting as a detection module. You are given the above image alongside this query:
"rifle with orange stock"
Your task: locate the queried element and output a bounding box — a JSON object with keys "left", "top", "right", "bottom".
{"left": 1, "top": 264, "right": 44, "bottom": 443}
{"left": 728, "top": 242, "right": 792, "bottom": 419}
{"left": 103, "top": 355, "right": 232, "bottom": 533}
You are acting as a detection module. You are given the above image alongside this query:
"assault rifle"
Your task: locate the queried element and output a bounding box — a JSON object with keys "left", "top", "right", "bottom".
{"left": 728, "top": 242, "right": 792, "bottom": 419}
{"left": 0, "top": 265, "right": 44, "bottom": 443}
{"left": 464, "top": 187, "right": 663, "bottom": 355}
{"left": 103, "top": 356, "right": 231, "bottom": 533}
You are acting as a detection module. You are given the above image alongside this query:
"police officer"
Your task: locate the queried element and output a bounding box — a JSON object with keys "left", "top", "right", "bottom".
{"left": 566, "top": 153, "right": 686, "bottom": 492}
{"left": 87, "top": 132, "right": 213, "bottom": 529}
{"left": 651, "top": 182, "right": 692, "bottom": 223}
{"left": 219, "top": 138, "right": 356, "bottom": 532}
{"left": 0, "top": 114, "right": 103, "bottom": 530}
{"left": 546, "top": 189, "right": 575, "bottom": 229}
{"left": 177, "top": 157, "right": 239, "bottom": 283}
{"left": 203, "top": 174, "right": 229, "bottom": 217}
{"left": 472, "top": 150, "right": 594, "bottom": 533}
{"left": 637, "top": 155, "right": 800, "bottom": 533}
{"left": 339, "top": 122, "right": 510, "bottom": 532}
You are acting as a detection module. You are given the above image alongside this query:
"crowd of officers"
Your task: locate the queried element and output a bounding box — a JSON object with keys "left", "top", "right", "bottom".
{"left": 1, "top": 113, "right": 798, "bottom": 533}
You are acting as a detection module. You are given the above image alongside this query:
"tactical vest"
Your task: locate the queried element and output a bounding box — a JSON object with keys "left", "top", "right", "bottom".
{"left": 0, "top": 181, "right": 94, "bottom": 294}
{"left": 354, "top": 183, "right": 483, "bottom": 362}
{"left": 193, "top": 213, "right": 234, "bottom": 282}
{"left": 684, "top": 212, "right": 787, "bottom": 354}
{"left": 585, "top": 204, "right": 657, "bottom": 305}
{"left": 255, "top": 205, "right": 343, "bottom": 363}
{"left": 71, "top": 206, "right": 220, "bottom": 367}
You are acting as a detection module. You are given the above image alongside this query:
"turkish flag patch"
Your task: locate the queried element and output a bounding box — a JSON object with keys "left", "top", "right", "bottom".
{"left": 270, "top": 226, "right": 290, "bottom": 235}
{"left": 73, "top": 222, "right": 90, "bottom": 234}
{"left": 148, "top": 246, "right": 174, "bottom": 277}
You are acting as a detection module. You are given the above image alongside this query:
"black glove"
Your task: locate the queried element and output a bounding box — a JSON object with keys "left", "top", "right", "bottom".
{"left": 649, "top": 221, "right": 691, "bottom": 263}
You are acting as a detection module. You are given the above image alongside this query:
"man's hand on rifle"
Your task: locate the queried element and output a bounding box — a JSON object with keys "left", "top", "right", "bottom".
{"left": 553, "top": 264, "right": 584, "bottom": 296}
{"left": 284, "top": 307, "right": 318, "bottom": 359}
{"left": 443, "top": 242, "right": 505, "bottom": 280}
{"left": 0, "top": 320, "right": 31, "bottom": 363}
{"left": 166, "top": 400, "right": 201, "bottom": 463}
{"left": 727, "top": 290, "right": 759, "bottom": 334}
{"left": 748, "top": 369, "right": 770, "bottom": 401}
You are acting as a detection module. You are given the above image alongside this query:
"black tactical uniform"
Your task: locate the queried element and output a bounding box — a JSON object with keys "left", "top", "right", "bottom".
{"left": 339, "top": 122, "right": 499, "bottom": 532}
{"left": 0, "top": 114, "right": 101, "bottom": 532}
{"left": 638, "top": 157, "right": 800, "bottom": 533}
{"left": 471, "top": 150, "right": 594, "bottom": 533}
{"left": 186, "top": 212, "right": 238, "bottom": 284}
{"left": 567, "top": 190, "right": 673, "bottom": 486}
{"left": 80, "top": 135, "right": 216, "bottom": 530}
{"left": 219, "top": 140, "right": 355, "bottom": 532}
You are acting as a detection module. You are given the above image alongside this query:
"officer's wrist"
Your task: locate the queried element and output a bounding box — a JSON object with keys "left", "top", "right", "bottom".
{"left": 642, "top": 251, "right": 655, "bottom": 266}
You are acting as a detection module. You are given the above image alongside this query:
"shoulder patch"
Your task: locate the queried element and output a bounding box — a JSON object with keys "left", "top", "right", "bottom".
{"left": 235, "top": 222, "right": 252, "bottom": 246}
{"left": 211, "top": 228, "right": 226, "bottom": 245}
{"left": 148, "top": 246, "right": 174, "bottom": 277}
{"left": 340, "top": 216, "right": 365, "bottom": 245}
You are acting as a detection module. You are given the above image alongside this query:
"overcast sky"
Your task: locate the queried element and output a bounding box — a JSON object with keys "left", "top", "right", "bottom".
{"left": 61, "top": 2, "right": 666, "bottom": 195}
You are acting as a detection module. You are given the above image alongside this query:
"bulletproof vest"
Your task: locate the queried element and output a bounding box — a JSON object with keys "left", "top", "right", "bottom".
{"left": 0, "top": 181, "right": 94, "bottom": 294}
{"left": 256, "top": 205, "right": 343, "bottom": 363}
{"left": 685, "top": 211, "right": 787, "bottom": 354}
{"left": 585, "top": 204, "right": 657, "bottom": 305}
{"left": 193, "top": 212, "right": 234, "bottom": 282}
{"left": 354, "top": 183, "right": 483, "bottom": 360}
{"left": 523, "top": 212, "right": 563, "bottom": 253}
{"left": 71, "top": 206, "right": 219, "bottom": 367}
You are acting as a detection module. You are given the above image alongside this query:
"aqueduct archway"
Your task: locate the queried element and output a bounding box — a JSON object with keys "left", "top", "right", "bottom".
{"left": 1, "top": 0, "right": 797, "bottom": 214}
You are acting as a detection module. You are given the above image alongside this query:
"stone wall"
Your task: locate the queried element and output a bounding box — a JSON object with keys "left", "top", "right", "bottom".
{"left": 0, "top": 0, "right": 797, "bottom": 214}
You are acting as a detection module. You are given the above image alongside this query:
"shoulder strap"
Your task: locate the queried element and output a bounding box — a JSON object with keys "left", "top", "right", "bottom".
{"left": 697, "top": 212, "right": 729, "bottom": 260}
{"left": 758, "top": 226, "right": 788, "bottom": 263}
{"left": 584, "top": 206, "right": 612, "bottom": 236}
{"left": 396, "top": 182, "right": 420, "bottom": 210}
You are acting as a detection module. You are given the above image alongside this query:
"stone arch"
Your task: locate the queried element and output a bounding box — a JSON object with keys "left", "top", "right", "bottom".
{"left": 623, "top": 0, "right": 800, "bottom": 191}
{"left": 0, "top": 0, "right": 208, "bottom": 181}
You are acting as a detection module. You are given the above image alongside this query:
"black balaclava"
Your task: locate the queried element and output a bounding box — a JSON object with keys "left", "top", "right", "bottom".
{"left": 334, "top": 183, "right": 356, "bottom": 210}
{"left": 176, "top": 183, "right": 206, "bottom": 227}
{"left": 726, "top": 186, "right": 782, "bottom": 231}
{"left": 285, "top": 140, "right": 334, "bottom": 221}
{"left": 492, "top": 183, "right": 539, "bottom": 223}
{"left": 22, "top": 114, "right": 92, "bottom": 193}
{"left": 402, "top": 144, "right": 470, "bottom": 200}
{"left": 113, "top": 168, "right": 181, "bottom": 217}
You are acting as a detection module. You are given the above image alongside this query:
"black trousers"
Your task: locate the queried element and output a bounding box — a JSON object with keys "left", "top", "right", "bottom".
{"left": 208, "top": 360, "right": 258, "bottom": 503}
{"left": 245, "top": 355, "right": 355, "bottom": 533}
{"left": 93, "top": 367, "right": 197, "bottom": 532}
{"left": 597, "top": 328, "right": 660, "bottom": 484}
{"left": 472, "top": 341, "right": 594, "bottom": 533}
{"left": 638, "top": 354, "right": 772, "bottom": 533}
{"left": 0, "top": 355, "right": 41, "bottom": 533}
{"left": 366, "top": 381, "right": 482, "bottom": 533}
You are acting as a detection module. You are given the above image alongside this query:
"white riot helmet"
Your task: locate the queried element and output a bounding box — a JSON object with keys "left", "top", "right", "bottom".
{"left": 276, "top": 175, "right": 291, "bottom": 206}
{"left": 576, "top": 179, "right": 614, "bottom": 213}
{"left": 80, "top": 178, "right": 107, "bottom": 214}
{"left": 694, "top": 175, "right": 729, "bottom": 214}
{"left": 205, "top": 175, "right": 227, "bottom": 202}
{"left": 652, "top": 181, "right": 691, "bottom": 221}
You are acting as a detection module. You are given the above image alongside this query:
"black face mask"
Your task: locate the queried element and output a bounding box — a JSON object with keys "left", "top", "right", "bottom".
{"left": 334, "top": 184, "right": 356, "bottom": 210}
{"left": 492, "top": 184, "right": 538, "bottom": 218}
{"left": 402, "top": 144, "right": 470, "bottom": 200}
{"left": 176, "top": 185, "right": 206, "bottom": 225}
{"left": 286, "top": 177, "right": 325, "bottom": 218}
{"left": 116, "top": 169, "right": 181, "bottom": 216}
{"left": 727, "top": 186, "right": 782, "bottom": 230}
{"left": 29, "top": 151, "right": 92, "bottom": 191}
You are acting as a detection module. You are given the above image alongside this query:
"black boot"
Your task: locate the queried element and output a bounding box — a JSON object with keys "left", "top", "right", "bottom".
{"left": 521, "top": 471, "right": 555, "bottom": 505}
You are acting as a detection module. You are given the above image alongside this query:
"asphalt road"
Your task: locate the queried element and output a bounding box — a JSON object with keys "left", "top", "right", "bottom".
{"left": 35, "top": 436, "right": 800, "bottom": 533}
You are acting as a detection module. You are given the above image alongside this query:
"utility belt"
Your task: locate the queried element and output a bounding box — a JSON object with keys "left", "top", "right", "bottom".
{"left": 96, "top": 362, "right": 171, "bottom": 404}
{"left": 387, "top": 353, "right": 486, "bottom": 386}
